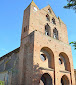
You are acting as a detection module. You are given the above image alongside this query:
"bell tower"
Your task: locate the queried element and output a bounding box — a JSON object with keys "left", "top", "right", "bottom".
{"left": 18, "top": 1, "right": 75, "bottom": 85}
{"left": 21, "top": 0, "right": 39, "bottom": 40}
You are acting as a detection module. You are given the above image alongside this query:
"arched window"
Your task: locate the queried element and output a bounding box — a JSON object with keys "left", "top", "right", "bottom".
{"left": 39, "top": 73, "right": 53, "bottom": 85}
{"left": 59, "top": 52, "right": 71, "bottom": 71}
{"left": 53, "top": 28, "right": 58, "bottom": 39}
{"left": 52, "top": 17, "right": 56, "bottom": 24}
{"left": 24, "top": 27, "right": 25, "bottom": 32}
{"left": 61, "top": 75, "right": 70, "bottom": 85}
{"left": 46, "top": 14, "right": 50, "bottom": 21}
{"left": 45, "top": 23, "right": 51, "bottom": 36}
{"left": 40, "top": 47, "right": 54, "bottom": 69}
{"left": 48, "top": 8, "right": 51, "bottom": 13}
{"left": 24, "top": 26, "right": 27, "bottom": 32}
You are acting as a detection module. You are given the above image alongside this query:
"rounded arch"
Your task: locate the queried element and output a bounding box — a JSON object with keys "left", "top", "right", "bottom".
{"left": 39, "top": 73, "right": 53, "bottom": 85}
{"left": 59, "top": 52, "right": 71, "bottom": 71}
{"left": 46, "top": 14, "right": 50, "bottom": 21}
{"left": 48, "top": 8, "right": 51, "bottom": 13}
{"left": 53, "top": 28, "right": 58, "bottom": 39}
{"left": 52, "top": 17, "right": 56, "bottom": 24}
{"left": 40, "top": 47, "right": 54, "bottom": 69}
{"left": 61, "top": 75, "right": 70, "bottom": 85}
{"left": 45, "top": 23, "right": 51, "bottom": 36}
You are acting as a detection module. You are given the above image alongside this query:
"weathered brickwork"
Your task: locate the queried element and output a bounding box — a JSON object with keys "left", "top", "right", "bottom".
{"left": 0, "top": 1, "right": 76, "bottom": 85}
{"left": 19, "top": 1, "right": 75, "bottom": 85}
{"left": 74, "top": 70, "right": 76, "bottom": 84}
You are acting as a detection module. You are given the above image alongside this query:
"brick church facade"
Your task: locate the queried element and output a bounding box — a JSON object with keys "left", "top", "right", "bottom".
{"left": 0, "top": 1, "right": 76, "bottom": 85}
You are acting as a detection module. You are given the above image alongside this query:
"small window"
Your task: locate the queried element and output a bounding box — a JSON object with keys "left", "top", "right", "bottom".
{"left": 45, "top": 24, "right": 51, "bottom": 36}
{"left": 52, "top": 18, "right": 56, "bottom": 24}
{"left": 34, "top": 7, "right": 37, "bottom": 12}
{"left": 48, "top": 9, "right": 51, "bottom": 13}
{"left": 53, "top": 28, "right": 58, "bottom": 39}
{"left": 46, "top": 14, "right": 50, "bottom": 21}
{"left": 40, "top": 54, "right": 46, "bottom": 61}
{"left": 24, "top": 27, "right": 25, "bottom": 32}
{"left": 24, "top": 26, "right": 27, "bottom": 32}
{"left": 45, "top": 27, "right": 49, "bottom": 36}
{"left": 59, "top": 58, "right": 62, "bottom": 64}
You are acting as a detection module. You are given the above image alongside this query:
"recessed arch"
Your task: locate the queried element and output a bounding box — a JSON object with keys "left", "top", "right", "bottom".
{"left": 45, "top": 23, "right": 51, "bottom": 36}
{"left": 59, "top": 52, "right": 71, "bottom": 71}
{"left": 61, "top": 75, "right": 70, "bottom": 85}
{"left": 48, "top": 8, "right": 51, "bottom": 13}
{"left": 52, "top": 17, "right": 56, "bottom": 24}
{"left": 46, "top": 14, "right": 50, "bottom": 21}
{"left": 40, "top": 47, "right": 54, "bottom": 69}
{"left": 53, "top": 28, "right": 58, "bottom": 39}
{"left": 39, "top": 73, "right": 53, "bottom": 85}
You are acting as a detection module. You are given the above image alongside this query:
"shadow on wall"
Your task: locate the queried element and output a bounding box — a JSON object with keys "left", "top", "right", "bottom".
{"left": 40, "top": 47, "right": 55, "bottom": 69}
{"left": 33, "top": 64, "right": 53, "bottom": 85}
{"left": 33, "top": 64, "right": 43, "bottom": 84}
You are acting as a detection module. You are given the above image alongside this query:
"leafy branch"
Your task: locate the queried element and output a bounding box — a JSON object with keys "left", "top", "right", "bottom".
{"left": 70, "top": 41, "right": 76, "bottom": 49}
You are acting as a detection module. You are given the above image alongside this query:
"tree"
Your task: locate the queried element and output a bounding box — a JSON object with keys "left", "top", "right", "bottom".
{"left": 64, "top": 0, "right": 76, "bottom": 10}
{"left": 64, "top": 0, "right": 76, "bottom": 49}
{"left": 70, "top": 41, "right": 76, "bottom": 49}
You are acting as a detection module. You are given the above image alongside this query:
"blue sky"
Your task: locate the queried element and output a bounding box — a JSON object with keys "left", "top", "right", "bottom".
{"left": 0, "top": 0, "right": 76, "bottom": 69}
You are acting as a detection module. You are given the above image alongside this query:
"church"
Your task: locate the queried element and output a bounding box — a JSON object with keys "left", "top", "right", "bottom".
{"left": 0, "top": 1, "right": 76, "bottom": 85}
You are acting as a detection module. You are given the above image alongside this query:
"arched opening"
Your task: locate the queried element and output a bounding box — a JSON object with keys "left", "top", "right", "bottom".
{"left": 61, "top": 75, "right": 70, "bottom": 85}
{"left": 46, "top": 14, "right": 50, "bottom": 21}
{"left": 53, "top": 28, "right": 58, "bottom": 39}
{"left": 59, "top": 52, "right": 71, "bottom": 71}
{"left": 48, "top": 8, "right": 51, "bottom": 13}
{"left": 52, "top": 17, "right": 56, "bottom": 24}
{"left": 45, "top": 23, "right": 51, "bottom": 36}
{"left": 39, "top": 73, "right": 53, "bottom": 85}
{"left": 40, "top": 47, "right": 54, "bottom": 69}
{"left": 24, "top": 26, "right": 27, "bottom": 32}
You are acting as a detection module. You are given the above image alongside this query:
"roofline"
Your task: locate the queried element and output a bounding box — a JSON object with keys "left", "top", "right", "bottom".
{"left": 0, "top": 47, "right": 20, "bottom": 61}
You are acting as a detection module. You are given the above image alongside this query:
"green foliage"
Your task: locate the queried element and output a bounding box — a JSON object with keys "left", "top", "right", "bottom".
{"left": 70, "top": 41, "right": 76, "bottom": 49}
{"left": 64, "top": 1, "right": 76, "bottom": 49}
{"left": 64, "top": 0, "right": 76, "bottom": 10}
{"left": 0, "top": 81, "right": 4, "bottom": 85}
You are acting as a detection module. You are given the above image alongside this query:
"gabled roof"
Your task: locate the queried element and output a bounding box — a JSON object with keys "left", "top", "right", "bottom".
{"left": 41, "top": 5, "right": 57, "bottom": 17}
{"left": 26, "top": 0, "right": 65, "bottom": 25}
{"left": 40, "top": 5, "right": 64, "bottom": 24}
{"left": 30, "top": 0, "right": 39, "bottom": 9}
